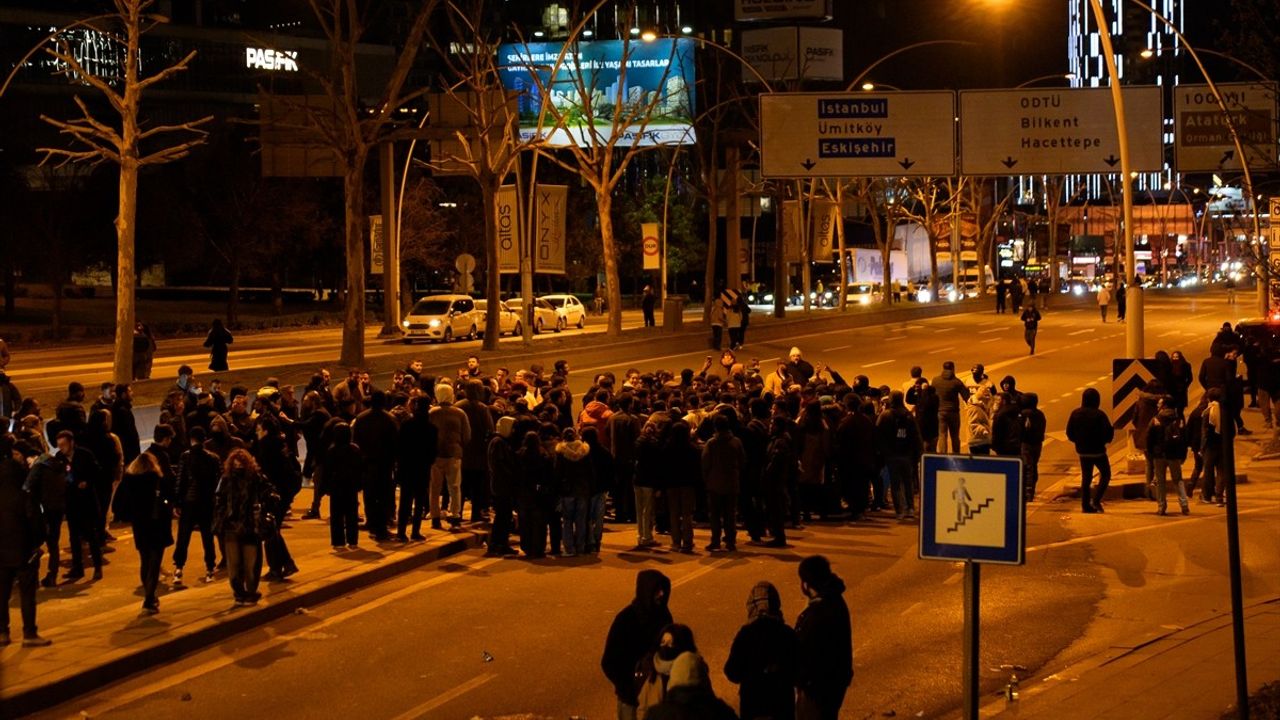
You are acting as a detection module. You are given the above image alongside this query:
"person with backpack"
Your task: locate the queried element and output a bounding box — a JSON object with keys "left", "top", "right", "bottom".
{"left": 1146, "top": 400, "right": 1190, "bottom": 516}
{"left": 876, "top": 391, "right": 921, "bottom": 520}
{"left": 1020, "top": 393, "right": 1047, "bottom": 502}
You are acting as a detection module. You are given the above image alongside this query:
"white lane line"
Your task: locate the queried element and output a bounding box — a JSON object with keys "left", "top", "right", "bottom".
{"left": 1027, "top": 505, "right": 1275, "bottom": 554}
{"left": 672, "top": 558, "right": 734, "bottom": 588}
{"left": 862, "top": 359, "right": 895, "bottom": 368}
{"left": 980, "top": 338, "right": 1001, "bottom": 343}
{"left": 1159, "top": 331, "right": 1180, "bottom": 338}
{"left": 900, "top": 601, "right": 925, "bottom": 617}
{"left": 932, "top": 327, "right": 956, "bottom": 332}
{"left": 70, "top": 555, "right": 504, "bottom": 717}
{"left": 978, "top": 328, "right": 1004, "bottom": 334}
{"left": 1068, "top": 329, "right": 1095, "bottom": 336}
{"left": 928, "top": 346, "right": 956, "bottom": 355}
{"left": 823, "top": 345, "right": 852, "bottom": 352}
{"left": 884, "top": 336, "right": 907, "bottom": 341}
{"left": 390, "top": 673, "right": 499, "bottom": 720}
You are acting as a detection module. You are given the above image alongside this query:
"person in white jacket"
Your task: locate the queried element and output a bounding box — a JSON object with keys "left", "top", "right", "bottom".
{"left": 1097, "top": 284, "right": 1112, "bottom": 323}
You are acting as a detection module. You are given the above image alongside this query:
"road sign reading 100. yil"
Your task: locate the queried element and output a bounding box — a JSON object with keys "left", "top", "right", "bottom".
{"left": 1174, "top": 82, "right": 1278, "bottom": 172}
{"left": 919, "top": 454, "right": 1024, "bottom": 565}
{"left": 759, "top": 91, "right": 956, "bottom": 178}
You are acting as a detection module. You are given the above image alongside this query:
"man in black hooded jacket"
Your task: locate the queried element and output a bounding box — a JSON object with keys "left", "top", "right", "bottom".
{"left": 1066, "top": 387, "right": 1115, "bottom": 513}
{"left": 795, "top": 555, "right": 853, "bottom": 720}
{"left": 601, "top": 569, "right": 673, "bottom": 719}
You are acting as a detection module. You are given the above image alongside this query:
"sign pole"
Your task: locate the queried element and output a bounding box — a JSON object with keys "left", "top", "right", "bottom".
{"left": 1222, "top": 404, "right": 1251, "bottom": 718}
{"left": 963, "top": 560, "right": 981, "bottom": 720}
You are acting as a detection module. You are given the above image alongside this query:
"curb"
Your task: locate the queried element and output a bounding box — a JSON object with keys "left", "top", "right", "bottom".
{"left": 0, "top": 531, "right": 487, "bottom": 719}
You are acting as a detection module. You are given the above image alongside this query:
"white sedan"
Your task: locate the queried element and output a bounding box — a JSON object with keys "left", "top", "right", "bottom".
{"left": 540, "top": 294, "right": 587, "bottom": 329}
{"left": 474, "top": 299, "right": 522, "bottom": 337}
{"left": 506, "top": 297, "right": 564, "bottom": 334}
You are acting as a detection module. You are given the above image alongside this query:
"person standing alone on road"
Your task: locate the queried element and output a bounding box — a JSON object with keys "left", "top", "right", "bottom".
{"left": 1066, "top": 388, "right": 1115, "bottom": 513}
{"left": 1097, "top": 284, "right": 1112, "bottom": 323}
{"left": 642, "top": 285, "right": 657, "bottom": 327}
{"left": 794, "top": 555, "right": 853, "bottom": 720}
{"left": 204, "top": 318, "right": 233, "bottom": 372}
{"left": 1021, "top": 303, "right": 1042, "bottom": 355}
{"left": 602, "top": 569, "right": 673, "bottom": 720}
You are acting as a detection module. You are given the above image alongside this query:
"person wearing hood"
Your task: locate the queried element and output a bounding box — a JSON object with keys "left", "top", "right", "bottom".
{"left": 1020, "top": 393, "right": 1047, "bottom": 501}
{"left": 395, "top": 397, "right": 437, "bottom": 542}
{"left": 702, "top": 414, "right": 745, "bottom": 552}
{"left": 429, "top": 384, "right": 471, "bottom": 531}
{"left": 1066, "top": 387, "right": 1115, "bottom": 513}
{"left": 1147, "top": 400, "right": 1190, "bottom": 516}
{"left": 204, "top": 318, "right": 233, "bottom": 372}
{"left": 636, "top": 624, "right": 699, "bottom": 719}
{"left": 794, "top": 555, "right": 853, "bottom": 720}
{"left": 602, "top": 569, "right": 674, "bottom": 719}
{"left": 578, "top": 393, "right": 615, "bottom": 451}
{"left": 647, "top": 651, "right": 738, "bottom": 720}
{"left": 663, "top": 421, "right": 701, "bottom": 554}
{"left": 725, "top": 581, "right": 798, "bottom": 720}
{"left": 964, "top": 386, "right": 993, "bottom": 455}
{"left": 353, "top": 389, "right": 399, "bottom": 542}
{"left": 457, "top": 379, "right": 494, "bottom": 524}
{"left": 931, "top": 361, "right": 970, "bottom": 453}
{"left": 485, "top": 415, "right": 519, "bottom": 556}
{"left": 554, "top": 427, "right": 594, "bottom": 557}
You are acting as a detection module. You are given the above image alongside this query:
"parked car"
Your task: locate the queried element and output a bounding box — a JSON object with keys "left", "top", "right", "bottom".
{"left": 401, "top": 294, "right": 479, "bottom": 343}
{"left": 506, "top": 297, "right": 564, "bottom": 334}
{"left": 540, "top": 294, "right": 587, "bottom": 329}
{"left": 844, "top": 283, "right": 881, "bottom": 305}
{"left": 474, "top": 299, "right": 522, "bottom": 337}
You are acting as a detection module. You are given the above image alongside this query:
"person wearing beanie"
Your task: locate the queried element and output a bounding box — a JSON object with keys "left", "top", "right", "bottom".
{"left": 602, "top": 569, "right": 674, "bottom": 719}
{"left": 725, "top": 581, "right": 798, "bottom": 720}
{"left": 785, "top": 347, "right": 814, "bottom": 385}
{"left": 795, "top": 555, "right": 853, "bottom": 720}
{"left": 428, "top": 383, "right": 470, "bottom": 531}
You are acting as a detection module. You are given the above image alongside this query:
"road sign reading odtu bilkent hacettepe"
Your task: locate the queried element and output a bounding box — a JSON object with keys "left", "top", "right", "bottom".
{"left": 919, "top": 454, "right": 1024, "bottom": 565}
{"left": 759, "top": 91, "right": 956, "bottom": 178}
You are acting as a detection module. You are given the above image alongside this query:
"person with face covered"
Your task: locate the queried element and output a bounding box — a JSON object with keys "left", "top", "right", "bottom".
{"left": 794, "top": 555, "right": 853, "bottom": 720}
{"left": 602, "top": 569, "right": 674, "bottom": 720}
{"left": 725, "top": 581, "right": 798, "bottom": 720}
{"left": 636, "top": 623, "right": 698, "bottom": 719}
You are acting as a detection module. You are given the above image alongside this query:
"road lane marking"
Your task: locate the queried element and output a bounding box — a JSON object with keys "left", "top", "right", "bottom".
{"left": 69, "top": 555, "right": 503, "bottom": 717}
{"left": 390, "top": 673, "right": 498, "bottom": 720}
{"left": 978, "top": 328, "right": 1004, "bottom": 334}
{"left": 672, "top": 558, "right": 735, "bottom": 588}
{"left": 884, "top": 336, "right": 907, "bottom": 341}
{"left": 980, "top": 338, "right": 1000, "bottom": 343}
{"left": 823, "top": 345, "right": 852, "bottom": 352}
{"left": 928, "top": 347, "right": 956, "bottom": 354}
{"left": 1068, "top": 329, "right": 1095, "bottom": 336}
{"left": 1026, "top": 506, "right": 1274, "bottom": 555}
{"left": 862, "top": 359, "right": 894, "bottom": 368}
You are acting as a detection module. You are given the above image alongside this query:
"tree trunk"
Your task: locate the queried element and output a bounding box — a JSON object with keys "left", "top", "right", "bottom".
{"left": 481, "top": 177, "right": 501, "bottom": 351}
{"left": 112, "top": 157, "right": 139, "bottom": 385}
{"left": 703, "top": 184, "right": 719, "bottom": 322}
{"left": 340, "top": 160, "right": 367, "bottom": 369}
{"left": 597, "top": 192, "right": 623, "bottom": 336}
{"left": 228, "top": 256, "right": 241, "bottom": 325}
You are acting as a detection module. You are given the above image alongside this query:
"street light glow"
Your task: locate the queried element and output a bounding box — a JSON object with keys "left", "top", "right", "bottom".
{"left": 861, "top": 82, "right": 875, "bottom": 91}
{"left": 640, "top": 29, "right": 657, "bottom": 42}
{"left": 680, "top": 26, "right": 692, "bottom": 34}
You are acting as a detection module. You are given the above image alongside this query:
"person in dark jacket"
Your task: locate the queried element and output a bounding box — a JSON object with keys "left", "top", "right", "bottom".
{"left": 931, "top": 361, "right": 971, "bottom": 453}
{"left": 633, "top": 422, "right": 664, "bottom": 548}
{"left": 876, "top": 392, "right": 921, "bottom": 520}
{"left": 1020, "top": 393, "right": 1047, "bottom": 501}
{"left": 581, "top": 426, "right": 614, "bottom": 554}
{"left": 794, "top": 556, "right": 853, "bottom": 720}
{"left": 23, "top": 447, "right": 67, "bottom": 587}
{"left": 602, "top": 569, "right": 674, "bottom": 719}
{"left": 110, "top": 384, "right": 141, "bottom": 466}
{"left": 1066, "top": 387, "right": 1115, "bottom": 513}
{"left": 554, "top": 427, "right": 594, "bottom": 557}
{"left": 647, "top": 651, "right": 738, "bottom": 720}
{"left": 395, "top": 397, "right": 437, "bottom": 542}
{"left": 117, "top": 451, "right": 175, "bottom": 613}
{"left": 457, "top": 379, "right": 494, "bottom": 523}
{"left": 702, "top": 414, "right": 745, "bottom": 552}
{"left": 835, "top": 396, "right": 877, "bottom": 521}
{"left": 1, "top": 435, "right": 51, "bottom": 647}
{"left": 55, "top": 431, "right": 103, "bottom": 582}
{"left": 212, "top": 449, "right": 274, "bottom": 605}
{"left": 516, "top": 431, "right": 553, "bottom": 558}
{"left": 1147, "top": 402, "right": 1190, "bottom": 516}
{"left": 324, "top": 422, "right": 364, "bottom": 549}
{"left": 204, "top": 318, "right": 233, "bottom": 372}
{"left": 485, "top": 416, "right": 519, "bottom": 556}
{"left": 663, "top": 421, "right": 701, "bottom": 554}
{"left": 725, "top": 581, "right": 798, "bottom": 720}
{"left": 172, "top": 427, "right": 221, "bottom": 585}
{"left": 991, "top": 393, "right": 1024, "bottom": 457}
{"left": 252, "top": 419, "right": 298, "bottom": 581}
{"left": 762, "top": 420, "right": 797, "bottom": 547}
{"left": 352, "top": 390, "right": 399, "bottom": 541}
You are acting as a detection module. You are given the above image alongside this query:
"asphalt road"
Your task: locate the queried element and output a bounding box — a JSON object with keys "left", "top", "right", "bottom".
{"left": 22, "top": 288, "right": 1279, "bottom": 719}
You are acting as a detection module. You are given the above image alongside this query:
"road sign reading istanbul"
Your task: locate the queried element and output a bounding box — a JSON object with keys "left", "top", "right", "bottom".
{"left": 759, "top": 91, "right": 956, "bottom": 178}
{"left": 959, "top": 87, "right": 1164, "bottom": 175}
{"left": 1174, "top": 82, "right": 1278, "bottom": 172}
{"left": 919, "top": 454, "right": 1025, "bottom": 565}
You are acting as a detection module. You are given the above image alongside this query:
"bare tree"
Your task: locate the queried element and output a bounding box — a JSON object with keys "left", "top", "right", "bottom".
{"left": 396, "top": 176, "right": 455, "bottom": 307}
{"left": 897, "top": 177, "right": 966, "bottom": 301}
{"left": 965, "top": 178, "right": 1016, "bottom": 297}
{"left": 511, "top": 9, "right": 695, "bottom": 336}
{"left": 845, "top": 178, "right": 899, "bottom": 306}
{"left": 262, "top": 0, "right": 439, "bottom": 367}
{"left": 36, "top": 0, "right": 211, "bottom": 383}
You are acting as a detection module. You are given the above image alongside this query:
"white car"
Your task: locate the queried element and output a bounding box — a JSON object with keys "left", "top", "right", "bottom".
{"left": 475, "top": 299, "right": 522, "bottom": 337}
{"left": 401, "top": 294, "right": 480, "bottom": 343}
{"left": 844, "top": 283, "right": 881, "bottom": 306}
{"left": 506, "top": 297, "right": 564, "bottom": 334}
{"left": 540, "top": 294, "right": 587, "bottom": 329}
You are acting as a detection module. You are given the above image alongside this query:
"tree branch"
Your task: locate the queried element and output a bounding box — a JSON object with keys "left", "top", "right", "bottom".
{"left": 136, "top": 49, "right": 198, "bottom": 91}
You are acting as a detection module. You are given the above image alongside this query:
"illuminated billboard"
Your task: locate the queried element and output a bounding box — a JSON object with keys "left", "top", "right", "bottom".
{"left": 496, "top": 38, "right": 697, "bottom": 147}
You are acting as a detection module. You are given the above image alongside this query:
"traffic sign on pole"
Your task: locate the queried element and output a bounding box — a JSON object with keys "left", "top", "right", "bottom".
{"left": 759, "top": 91, "right": 956, "bottom": 178}
{"left": 1174, "top": 82, "right": 1278, "bottom": 172}
{"left": 958, "top": 87, "right": 1164, "bottom": 176}
{"left": 1112, "top": 358, "right": 1160, "bottom": 429}
{"left": 919, "top": 454, "right": 1025, "bottom": 565}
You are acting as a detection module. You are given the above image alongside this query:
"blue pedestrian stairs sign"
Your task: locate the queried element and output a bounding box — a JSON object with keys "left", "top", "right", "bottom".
{"left": 920, "top": 454, "right": 1025, "bottom": 565}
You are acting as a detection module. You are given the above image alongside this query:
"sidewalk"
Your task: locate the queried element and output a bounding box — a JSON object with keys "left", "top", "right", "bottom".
{"left": 0, "top": 488, "right": 487, "bottom": 719}
{"left": 985, "top": 598, "right": 1280, "bottom": 719}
